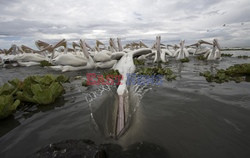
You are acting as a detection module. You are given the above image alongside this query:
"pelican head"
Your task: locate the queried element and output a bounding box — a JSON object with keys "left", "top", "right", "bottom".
{"left": 213, "top": 39, "right": 221, "bottom": 50}
{"left": 180, "top": 40, "right": 185, "bottom": 49}
{"left": 116, "top": 81, "right": 129, "bottom": 137}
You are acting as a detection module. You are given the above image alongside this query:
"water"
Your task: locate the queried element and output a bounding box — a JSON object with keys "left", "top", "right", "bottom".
{"left": 0, "top": 51, "right": 250, "bottom": 158}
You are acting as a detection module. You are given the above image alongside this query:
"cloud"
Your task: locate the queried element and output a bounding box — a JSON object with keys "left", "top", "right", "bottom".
{"left": 0, "top": 0, "right": 250, "bottom": 49}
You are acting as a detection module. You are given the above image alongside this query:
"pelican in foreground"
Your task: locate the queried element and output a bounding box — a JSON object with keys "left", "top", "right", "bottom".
{"left": 112, "top": 48, "right": 152, "bottom": 137}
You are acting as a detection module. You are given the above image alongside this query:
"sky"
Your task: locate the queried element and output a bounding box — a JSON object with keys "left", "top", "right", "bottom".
{"left": 0, "top": 0, "right": 250, "bottom": 49}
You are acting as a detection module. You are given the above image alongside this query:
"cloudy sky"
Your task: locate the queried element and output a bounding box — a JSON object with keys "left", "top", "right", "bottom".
{"left": 0, "top": 0, "right": 250, "bottom": 49}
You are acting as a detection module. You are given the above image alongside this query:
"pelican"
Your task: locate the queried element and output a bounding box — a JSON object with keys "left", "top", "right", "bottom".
{"left": 204, "top": 39, "right": 221, "bottom": 60}
{"left": 51, "top": 54, "right": 88, "bottom": 66}
{"left": 111, "top": 52, "right": 126, "bottom": 60}
{"left": 109, "top": 38, "right": 118, "bottom": 52}
{"left": 95, "top": 40, "right": 106, "bottom": 52}
{"left": 139, "top": 41, "right": 148, "bottom": 48}
{"left": 188, "top": 40, "right": 212, "bottom": 55}
{"left": 96, "top": 60, "right": 117, "bottom": 69}
{"left": 48, "top": 39, "right": 95, "bottom": 72}
{"left": 35, "top": 40, "right": 50, "bottom": 50}
{"left": 153, "top": 35, "right": 168, "bottom": 63}
{"left": 93, "top": 50, "right": 112, "bottom": 62}
{"left": 117, "top": 38, "right": 123, "bottom": 52}
{"left": 174, "top": 40, "right": 189, "bottom": 60}
{"left": 14, "top": 53, "right": 46, "bottom": 62}
{"left": 112, "top": 48, "right": 152, "bottom": 136}
{"left": 137, "top": 52, "right": 155, "bottom": 61}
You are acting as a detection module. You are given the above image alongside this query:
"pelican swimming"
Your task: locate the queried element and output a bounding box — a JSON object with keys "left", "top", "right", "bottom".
{"left": 109, "top": 38, "right": 118, "bottom": 52}
{"left": 153, "top": 35, "right": 168, "bottom": 63}
{"left": 188, "top": 40, "right": 212, "bottom": 55}
{"left": 93, "top": 50, "right": 112, "bottom": 62}
{"left": 14, "top": 53, "right": 46, "bottom": 62}
{"left": 204, "top": 39, "right": 221, "bottom": 60}
{"left": 112, "top": 48, "right": 152, "bottom": 136}
{"left": 51, "top": 54, "right": 88, "bottom": 66}
{"left": 174, "top": 40, "right": 189, "bottom": 60}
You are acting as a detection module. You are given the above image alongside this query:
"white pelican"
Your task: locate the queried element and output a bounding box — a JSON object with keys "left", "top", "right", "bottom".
{"left": 111, "top": 52, "right": 126, "bottom": 60}
{"left": 137, "top": 52, "right": 155, "bottom": 61}
{"left": 93, "top": 50, "right": 112, "bottom": 62}
{"left": 95, "top": 40, "right": 106, "bottom": 52}
{"left": 109, "top": 38, "right": 118, "bottom": 52}
{"left": 187, "top": 40, "right": 212, "bottom": 55}
{"left": 174, "top": 40, "right": 189, "bottom": 60}
{"left": 14, "top": 53, "right": 46, "bottom": 62}
{"left": 153, "top": 35, "right": 168, "bottom": 63}
{"left": 204, "top": 39, "right": 221, "bottom": 60}
{"left": 117, "top": 38, "right": 123, "bottom": 52}
{"left": 51, "top": 54, "right": 88, "bottom": 66}
{"left": 96, "top": 60, "right": 117, "bottom": 69}
{"left": 113, "top": 48, "right": 152, "bottom": 136}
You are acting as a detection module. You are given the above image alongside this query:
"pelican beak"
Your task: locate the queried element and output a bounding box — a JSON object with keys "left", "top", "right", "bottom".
{"left": 200, "top": 40, "right": 213, "bottom": 45}
{"left": 116, "top": 84, "right": 128, "bottom": 137}
{"left": 116, "top": 94, "right": 125, "bottom": 136}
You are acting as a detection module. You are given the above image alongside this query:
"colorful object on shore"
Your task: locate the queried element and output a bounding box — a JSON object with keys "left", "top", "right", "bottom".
{"left": 200, "top": 63, "right": 250, "bottom": 83}
{"left": 0, "top": 74, "right": 69, "bottom": 119}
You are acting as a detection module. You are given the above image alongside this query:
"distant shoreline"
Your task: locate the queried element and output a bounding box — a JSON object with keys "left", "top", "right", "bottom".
{"left": 221, "top": 48, "right": 250, "bottom": 51}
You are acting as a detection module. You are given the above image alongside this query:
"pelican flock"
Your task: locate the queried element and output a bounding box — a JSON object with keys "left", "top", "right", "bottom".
{"left": 0, "top": 36, "right": 224, "bottom": 137}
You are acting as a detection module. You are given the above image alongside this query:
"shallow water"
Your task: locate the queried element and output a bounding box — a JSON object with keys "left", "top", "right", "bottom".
{"left": 1, "top": 51, "right": 250, "bottom": 158}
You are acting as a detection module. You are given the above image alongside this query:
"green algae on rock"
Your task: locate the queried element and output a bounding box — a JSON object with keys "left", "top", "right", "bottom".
{"left": 0, "top": 74, "right": 69, "bottom": 119}
{"left": 200, "top": 63, "right": 250, "bottom": 83}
